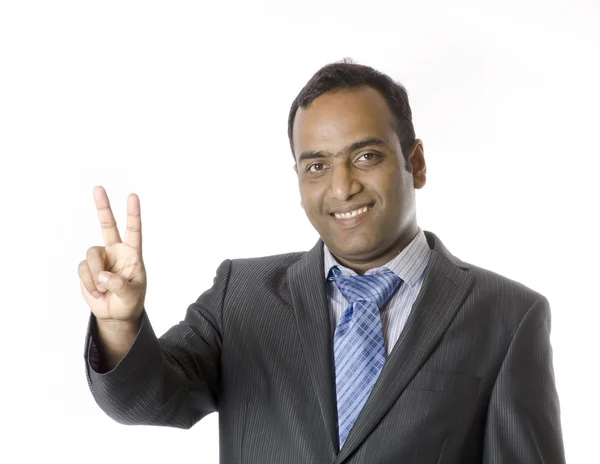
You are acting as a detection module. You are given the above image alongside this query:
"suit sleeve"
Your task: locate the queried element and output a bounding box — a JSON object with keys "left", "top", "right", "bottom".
{"left": 483, "top": 295, "right": 566, "bottom": 463}
{"left": 83, "top": 259, "right": 232, "bottom": 429}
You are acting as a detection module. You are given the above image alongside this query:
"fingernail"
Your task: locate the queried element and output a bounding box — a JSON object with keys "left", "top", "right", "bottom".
{"left": 91, "top": 290, "right": 101, "bottom": 299}
{"left": 98, "top": 272, "right": 109, "bottom": 284}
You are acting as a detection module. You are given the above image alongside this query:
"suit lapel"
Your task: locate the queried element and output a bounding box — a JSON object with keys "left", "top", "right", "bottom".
{"left": 288, "top": 239, "right": 338, "bottom": 455}
{"left": 335, "top": 231, "right": 475, "bottom": 463}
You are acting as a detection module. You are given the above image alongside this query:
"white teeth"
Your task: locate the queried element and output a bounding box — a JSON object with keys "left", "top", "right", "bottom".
{"left": 334, "top": 205, "right": 371, "bottom": 219}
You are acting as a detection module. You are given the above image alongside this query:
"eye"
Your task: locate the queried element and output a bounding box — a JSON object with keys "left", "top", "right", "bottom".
{"left": 307, "top": 163, "right": 326, "bottom": 173}
{"left": 357, "top": 152, "right": 379, "bottom": 162}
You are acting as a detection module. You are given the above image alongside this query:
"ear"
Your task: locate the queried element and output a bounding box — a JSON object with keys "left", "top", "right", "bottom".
{"left": 409, "top": 139, "right": 427, "bottom": 189}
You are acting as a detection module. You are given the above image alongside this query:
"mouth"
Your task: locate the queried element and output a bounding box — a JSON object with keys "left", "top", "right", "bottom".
{"left": 330, "top": 203, "right": 374, "bottom": 227}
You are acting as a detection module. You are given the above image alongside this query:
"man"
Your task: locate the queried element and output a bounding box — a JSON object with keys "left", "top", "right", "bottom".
{"left": 80, "top": 60, "right": 565, "bottom": 463}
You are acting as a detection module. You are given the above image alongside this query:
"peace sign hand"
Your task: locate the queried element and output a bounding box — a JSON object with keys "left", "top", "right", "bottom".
{"left": 78, "top": 186, "right": 147, "bottom": 327}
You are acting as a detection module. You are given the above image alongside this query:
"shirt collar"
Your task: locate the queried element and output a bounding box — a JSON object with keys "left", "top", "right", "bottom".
{"left": 323, "top": 227, "right": 431, "bottom": 288}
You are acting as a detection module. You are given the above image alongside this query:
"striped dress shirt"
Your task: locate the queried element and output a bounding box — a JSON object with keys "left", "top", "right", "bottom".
{"left": 323, "top": 228, "right": 431, "bottom": 355}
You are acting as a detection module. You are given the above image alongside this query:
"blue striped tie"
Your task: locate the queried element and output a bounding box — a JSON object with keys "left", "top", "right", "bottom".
{"left": 328, "top": 265, "right": 402, "bottom": 449}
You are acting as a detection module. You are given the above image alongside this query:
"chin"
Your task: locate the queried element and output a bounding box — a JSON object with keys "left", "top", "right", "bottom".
{"left": 328, "top": 234, "right": 380, "bottom": 258}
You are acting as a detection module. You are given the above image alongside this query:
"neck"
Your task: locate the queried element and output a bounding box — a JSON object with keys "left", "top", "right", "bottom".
{"left": 332, "top": 225, "right": 419, "bottom": 275}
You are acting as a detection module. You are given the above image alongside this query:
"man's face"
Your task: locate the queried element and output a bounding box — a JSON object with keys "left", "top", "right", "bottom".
{"left": 292, "top": 86, "right": 426, "bottom": 269}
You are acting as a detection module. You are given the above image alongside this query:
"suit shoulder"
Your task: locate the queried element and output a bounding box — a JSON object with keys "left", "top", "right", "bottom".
{"left": 228, "top": 249, "right": 307, "bottom": 278}
{"left": 452, "top": 260, "right": 551, "bottom": 339}
{"left": 462, "top": 260, "right": 546, "bottom": 307}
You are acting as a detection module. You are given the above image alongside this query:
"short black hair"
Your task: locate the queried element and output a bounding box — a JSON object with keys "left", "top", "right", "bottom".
{"left": 288, "top": 59, "right": 416, "bottom": 171}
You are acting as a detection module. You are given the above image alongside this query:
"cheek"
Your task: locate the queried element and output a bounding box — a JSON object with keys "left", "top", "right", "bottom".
{"left": 299, "top": 184, "right": 324, "bottom": 212}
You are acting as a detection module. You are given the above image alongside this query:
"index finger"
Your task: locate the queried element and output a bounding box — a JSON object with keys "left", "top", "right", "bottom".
{"left": 93, "top": 186, "right": 122, "bottom": 247}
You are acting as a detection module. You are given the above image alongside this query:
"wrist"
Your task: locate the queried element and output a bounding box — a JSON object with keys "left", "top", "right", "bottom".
{"left": 96, "top": 316, "right": 141, "bottom": 334}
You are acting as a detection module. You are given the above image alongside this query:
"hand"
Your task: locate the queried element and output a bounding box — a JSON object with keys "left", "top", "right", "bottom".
{"left": 78, "top": 186, "right": 147, "bottom": 327}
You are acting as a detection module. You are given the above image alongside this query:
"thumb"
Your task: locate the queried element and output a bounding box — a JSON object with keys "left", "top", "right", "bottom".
{"left": 98, "top": 271, "right": 133, "bottom": 298}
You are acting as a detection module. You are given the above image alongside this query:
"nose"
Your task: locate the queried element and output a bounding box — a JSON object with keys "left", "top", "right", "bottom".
{"left": 330, "top": 163, "right": 362, "bottom": 201}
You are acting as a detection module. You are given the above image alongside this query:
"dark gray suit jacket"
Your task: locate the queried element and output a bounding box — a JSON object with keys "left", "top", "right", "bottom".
{"left": 84, "top": 231, "right": 565, "bottom": 463}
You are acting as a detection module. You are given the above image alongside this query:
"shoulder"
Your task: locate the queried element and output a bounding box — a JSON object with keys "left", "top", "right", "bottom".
{"left": 454, "top": 259, "right": 550, "bottom": 336}
{"left": 426, "top": 230, "right": 545, "bottom": 307}
{"left": 224, "top": 250, "right": 308, "bottom": 286}
{"left": 465, "top": 261, "right": 544, "bottom": 303}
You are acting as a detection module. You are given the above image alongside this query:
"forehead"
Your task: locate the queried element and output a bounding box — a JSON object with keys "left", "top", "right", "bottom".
{"left": 292, "top": 86, "right": 397, "bottom": 158}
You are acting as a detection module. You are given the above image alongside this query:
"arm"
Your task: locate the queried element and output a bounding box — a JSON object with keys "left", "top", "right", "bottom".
{"left": 88, "top": 318, "right": 141, "bottom": 373}
{"left": 84, "top": 258, "right": 231, "bottom": 429}
{"left": 483, "top": 295, "right": 566, "bottom": 463}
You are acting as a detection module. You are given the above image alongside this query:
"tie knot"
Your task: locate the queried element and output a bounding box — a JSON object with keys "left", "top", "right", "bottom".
{"left": 327, "top": 266, "right": 402, "bottom": 309}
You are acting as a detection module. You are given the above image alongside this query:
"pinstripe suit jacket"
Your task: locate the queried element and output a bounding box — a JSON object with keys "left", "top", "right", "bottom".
{"left": 84, "top": 230, "right": 565, "bottom": 463}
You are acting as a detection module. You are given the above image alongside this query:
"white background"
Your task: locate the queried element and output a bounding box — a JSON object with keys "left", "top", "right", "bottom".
{"left": 1, "top": 0, "right": 598, "bottom": 462}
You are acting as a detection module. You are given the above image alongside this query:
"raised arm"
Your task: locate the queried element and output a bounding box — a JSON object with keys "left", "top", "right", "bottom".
{"left": 80, "top": 186, "right": 228, "bottom": 428}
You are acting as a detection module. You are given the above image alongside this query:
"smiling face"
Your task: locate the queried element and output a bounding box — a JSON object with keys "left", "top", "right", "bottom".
{"left": 292, "top": 86, "right": 426, "bottom": 273}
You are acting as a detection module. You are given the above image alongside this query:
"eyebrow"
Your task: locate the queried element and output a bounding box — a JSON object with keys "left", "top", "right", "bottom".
{"left": 298, "top": 137, "right": 387, "bottom": 163}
